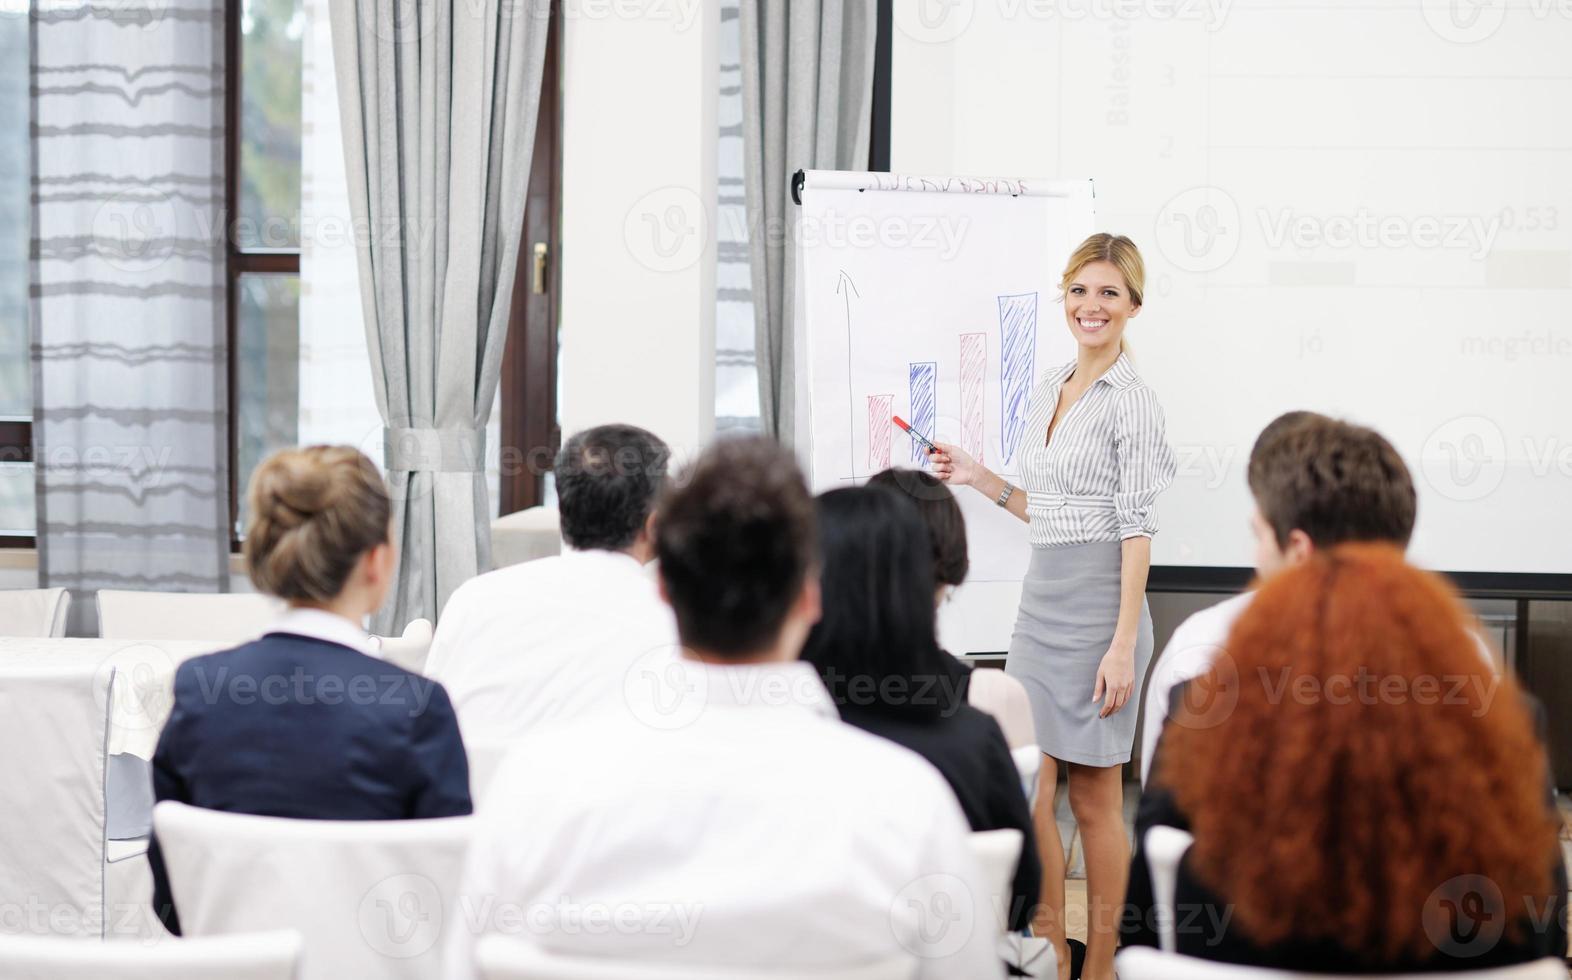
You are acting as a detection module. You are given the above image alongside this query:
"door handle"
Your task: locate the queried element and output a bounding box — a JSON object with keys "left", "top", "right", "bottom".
{"left": 532, "top": 242, "right": 548, "bottom": 294}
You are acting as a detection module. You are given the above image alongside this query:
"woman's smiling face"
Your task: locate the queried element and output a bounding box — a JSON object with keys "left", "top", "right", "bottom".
{"left": 1064, "top": 259, "right": 1140, "bottom": 353}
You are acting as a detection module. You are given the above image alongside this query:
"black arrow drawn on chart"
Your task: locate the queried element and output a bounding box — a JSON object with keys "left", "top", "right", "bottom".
{"left": 837, "top": 269, "right": 860, "bottom": 480}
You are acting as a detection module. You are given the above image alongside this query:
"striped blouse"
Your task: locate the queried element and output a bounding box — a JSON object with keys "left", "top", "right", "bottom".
{"left": 1017, "top": 352, "right": 1177, "bottom": 547}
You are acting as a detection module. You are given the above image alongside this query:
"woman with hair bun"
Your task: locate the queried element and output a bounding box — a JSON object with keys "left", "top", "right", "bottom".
{"left": 147, "top": 446, "right": 471, "bottom": 934}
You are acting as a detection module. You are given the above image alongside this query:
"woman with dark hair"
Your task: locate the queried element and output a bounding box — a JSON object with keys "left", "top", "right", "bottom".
{"left": 867, "top": 467, "right": 1038, "bottom": 752}
{"left": 800, "top": 485, "right": 1042, "bottom": 934}
{"left": 1125, "top": 544, "right": 1566, "bottom": 970}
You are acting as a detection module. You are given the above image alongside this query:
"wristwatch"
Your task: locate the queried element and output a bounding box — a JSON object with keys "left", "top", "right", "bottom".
{"left": 996, "top": 482, "right": 1015, "bottom": 508}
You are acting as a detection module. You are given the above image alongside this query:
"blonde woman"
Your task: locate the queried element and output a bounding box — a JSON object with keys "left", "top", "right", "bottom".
{"left": 932, "top": 234, "right": 1176, "bottom": 980}
{"left": 147, "top": 446, "right": 471, "bottom": 934}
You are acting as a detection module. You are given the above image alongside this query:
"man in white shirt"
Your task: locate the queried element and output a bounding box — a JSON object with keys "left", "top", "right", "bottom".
{"left": 1142, "top": 412, "right": 1435, "bottom": 783}
{"left": 424, "top": 424, "right": 677, "bottom": 743}
{"left": 444, "top": 437, "right": 1003, "bottom": 980}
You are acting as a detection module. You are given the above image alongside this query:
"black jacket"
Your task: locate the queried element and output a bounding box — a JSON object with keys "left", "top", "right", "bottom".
{"left": 840, "top": 699, "right": 1043, "bottom": 932}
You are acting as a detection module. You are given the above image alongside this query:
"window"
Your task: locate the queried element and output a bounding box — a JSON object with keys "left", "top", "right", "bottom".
{"left": 3, "top": 0, "right": 554, "bottom": 548}
{"left": 229, "top": 0, "right": 304, "bottom": 537}
{"left": 0, "top": 7, "right": 32, "bottom": 541}
{"left": 714, "top": 0, "right": 760, "bottom": 433}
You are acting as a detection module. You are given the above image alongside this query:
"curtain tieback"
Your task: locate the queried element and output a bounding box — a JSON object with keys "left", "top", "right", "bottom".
{"left": 383, "top": 427, "right": 487, "bottom": 473}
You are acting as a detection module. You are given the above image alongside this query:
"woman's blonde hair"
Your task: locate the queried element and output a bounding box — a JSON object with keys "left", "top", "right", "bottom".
{"left": 1060, "top": 233, "right": 1145, "bottom": 353}
{"left": 244, "top": 445, "right": 391, "bottom": 602}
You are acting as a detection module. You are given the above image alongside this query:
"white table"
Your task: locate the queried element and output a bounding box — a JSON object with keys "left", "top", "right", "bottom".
{"left": 0, "top": 638, "right": 223, "bottom": 759}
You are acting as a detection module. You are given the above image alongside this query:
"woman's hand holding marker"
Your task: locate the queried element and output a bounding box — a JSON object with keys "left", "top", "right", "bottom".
{"left": 928, "top": 442, "right": 980, "bottom": 488}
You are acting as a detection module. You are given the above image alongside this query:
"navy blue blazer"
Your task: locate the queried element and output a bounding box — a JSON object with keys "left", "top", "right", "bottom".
{"left": 147, "top": 632, "right": 472, "bottom": 934}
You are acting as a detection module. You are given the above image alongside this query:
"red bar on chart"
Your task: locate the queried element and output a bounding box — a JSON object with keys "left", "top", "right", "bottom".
{"left": 867, "top": 394, "right": 894, "bottom": 471}
{"left": 959, "top": 332, "right": 986, "bottom": 466}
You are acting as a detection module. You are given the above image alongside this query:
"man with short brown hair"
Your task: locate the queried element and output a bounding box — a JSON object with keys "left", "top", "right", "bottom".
{"left": 1139, "top": 411, "right": 1425, "bottom": 783}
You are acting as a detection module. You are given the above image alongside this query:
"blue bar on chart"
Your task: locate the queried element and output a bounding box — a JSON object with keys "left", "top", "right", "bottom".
{"left": 998, "top": 292, "right": 1038, "bottom": 466}
{"left": 908, "top": 361, "right": 936, "bottom": 466}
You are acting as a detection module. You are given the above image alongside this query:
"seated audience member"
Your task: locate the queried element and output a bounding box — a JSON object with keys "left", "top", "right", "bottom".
{"left": 446, "top": 437, "right": 1002, "bottom": 980}
{"left": 1121, "top": 545, "right": 1566, "bottom": 970}
{"left": 1141, "top": 412, "right": 1431, "bottom": 783}
{"left": 868, "top": 467, "right": 1037, "bottom": 749}
{"left": 424, "top": 424, "right": 676, "bottom": 742}
{"left": 148, "top": 447, "right": 469, "bottom": 934}
{"left": 801, "top": 484, "right": 1042, "bottom": 935}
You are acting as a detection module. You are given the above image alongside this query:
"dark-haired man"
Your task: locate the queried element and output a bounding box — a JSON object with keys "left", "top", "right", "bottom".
{"left": 425, "top": 424, "right": 676, "bottom": 742}
{"left": 446, "top": 436, "right": 1003, "bottom": 979}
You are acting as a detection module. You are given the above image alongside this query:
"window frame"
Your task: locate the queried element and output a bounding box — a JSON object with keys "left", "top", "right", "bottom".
{"left": 225, "top": 4, "right": 300, "bottom": 550}
{"left": 0, "top": 419, "right": 32, "bottom": 548}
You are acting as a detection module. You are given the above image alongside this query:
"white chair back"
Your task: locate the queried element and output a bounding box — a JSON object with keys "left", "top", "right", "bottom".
{"left": 153, "top": 802, "right": 472, "bottom": 980}
{"left": 374, "top": 617, "right": 435, "bottom": 674}
{"left": 967, "top": 668, "right": 1037, "bottom": 749}
{"left": 465, "top": 739, "right": 516, "bottom": 808}
{"left": 488, "top": 505, "right": 562, "bottom": 570}
{"left": 1010, "top": 745, "right": 1042, "bottom": 810}
{"left": 0, "top": 661, "right": 112, "bottom": 937}
{"left": 475, "top": 935, "right": 917, "bottom": 980}
{"left": 1143, "top": 825, "right": 1195, "bottom": 952}
{"left": 96, "top": 591, "right": 283, "bottom": 643}
{"left": 0, "top": 587, "right": 71, "bottom": 637}
{"left": 1115, "top": 947, "right": 1570, "bottom": 979}
{"left": 0, "top": 930, "right": 304, "bottom": 979}
{"left": 967, "top": 828, "right": 1024, "bottom": 916}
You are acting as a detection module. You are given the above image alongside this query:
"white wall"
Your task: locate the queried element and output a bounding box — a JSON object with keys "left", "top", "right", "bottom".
{"left": 891, "top": 7, "right": 1572, "bottom": 576}
{"left": 558, "top": 0, "right": 718, "bottom": 460}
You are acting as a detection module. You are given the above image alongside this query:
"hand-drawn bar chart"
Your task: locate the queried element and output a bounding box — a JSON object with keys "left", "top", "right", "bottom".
{"left": 998, "top": 292, "right": 1038, "bottom": 466}
{"left": 959, "top": 333, "right": 986, "bottom": 465}
{"left": 907, "top": 362, "right": 936, "bottom": 466}
{"left": 866, "top": 394, "right": 894, "bottom": 470}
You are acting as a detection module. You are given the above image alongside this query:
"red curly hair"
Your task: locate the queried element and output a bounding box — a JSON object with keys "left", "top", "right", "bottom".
{"left": 1158, "top": 544, "right": 1556, "bottom": 962}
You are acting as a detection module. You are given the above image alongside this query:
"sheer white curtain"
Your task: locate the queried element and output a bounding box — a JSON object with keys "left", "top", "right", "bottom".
{"left": 30, "top": 0, "right": 229, "bottom": 628}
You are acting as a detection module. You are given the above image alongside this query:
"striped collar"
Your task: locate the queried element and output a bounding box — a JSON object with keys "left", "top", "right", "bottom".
{"left": 1051, "top": 351, "right": 1140, "bottom": 390}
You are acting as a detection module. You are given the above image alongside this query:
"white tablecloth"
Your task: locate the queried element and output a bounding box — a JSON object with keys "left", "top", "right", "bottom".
{"left": 0, "top": 638, "right": 223, "bottom": 759}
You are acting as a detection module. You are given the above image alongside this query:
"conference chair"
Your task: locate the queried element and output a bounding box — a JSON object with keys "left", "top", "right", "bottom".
{"left": 489, "top": 505, "right": 562, "bottom": 569}
{"left": 96, "top": 590, "right": 283, "bottom": 643}
{"left": 153, "top": 802, "right": 472, "bottom": 980}
{"left": 474, "top": 935, "right": 918, "bottom": 980}
{"left": 0, "top": 930, "right": 304, "bottom": 979}
{"left": 968, "top": 828, "right": 1025, "bottom": 912}
{"left": 967, "top": 827, "right": 1056, "bottom": 976}
{"left": 967, "top": 667, "right": 1037, "bottom": 750}
{"left": 0, "top": 587, "right": 71, "bottom": 637}
{"left": 0, "top": 661, "right": 116, "bottom": 938}
{"left": 373, "top": 617, "right": 435, "bottom": 674}
{"left": 1114, "top": 947, "right": 1570, "bottom": 980}
{"left": 1010, "top": 744, "right": 1043, "bottom": 810}
{"left": 1143, "top": 825, "right": 1195, "bottom": 952}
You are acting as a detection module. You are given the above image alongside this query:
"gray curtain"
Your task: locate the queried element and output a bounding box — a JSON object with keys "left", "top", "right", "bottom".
{"left": 739, "top": 0, "right": 877, "bottom": 439}
{"left": 30, "top": 0, "right": 230, "bottom": 625}
{"left": 330, "top": 1, "right": 548, "bottom": 631}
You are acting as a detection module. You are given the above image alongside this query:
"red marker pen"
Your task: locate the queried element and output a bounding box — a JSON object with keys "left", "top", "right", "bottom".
{"left": 892, "top": 415, "right": 940, "bottom": 455}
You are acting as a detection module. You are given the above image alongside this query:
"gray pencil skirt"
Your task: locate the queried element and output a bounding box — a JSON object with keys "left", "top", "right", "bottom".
{"left": 1005, "top": 541, "right": 1153, "bottom": 767}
